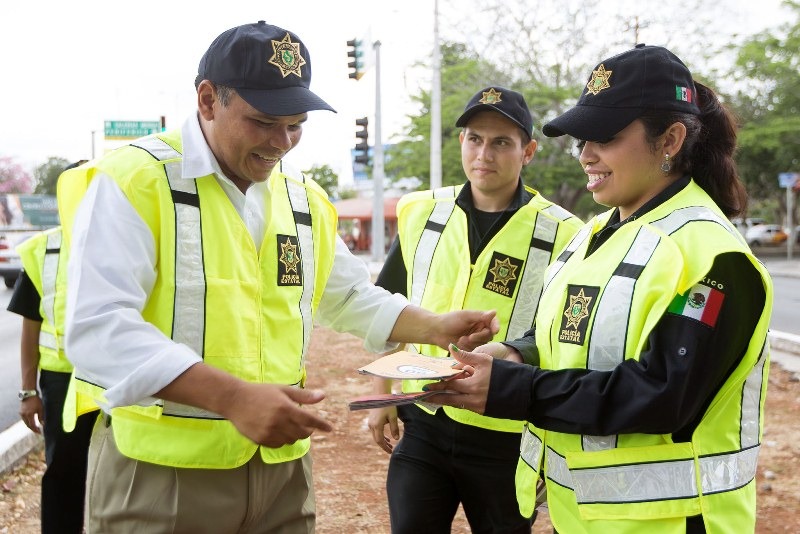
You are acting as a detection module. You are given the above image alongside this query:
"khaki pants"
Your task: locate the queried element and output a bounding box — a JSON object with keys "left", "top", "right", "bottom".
{"left": 85, "top": 416, "right": 316, "bottom": 533}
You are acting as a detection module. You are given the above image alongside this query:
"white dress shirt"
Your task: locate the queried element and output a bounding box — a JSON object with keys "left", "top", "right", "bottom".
{"left": 65, "top": 113, "right": 407, "bottom": 409}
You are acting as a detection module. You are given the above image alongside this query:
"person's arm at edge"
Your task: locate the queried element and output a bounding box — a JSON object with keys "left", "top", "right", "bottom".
{"left": 19, "top": 318, "right": 44, "bottom": 433}
{"left": 9, "top": 272, "right": 46, "bottom": 433}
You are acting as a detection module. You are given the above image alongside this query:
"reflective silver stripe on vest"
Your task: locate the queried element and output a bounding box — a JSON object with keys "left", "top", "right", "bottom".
{"left": 409, "top": 186, "right": 458, "bottom": 307}
{"left": 588, "top": 228, "right": 660, "bottom": 371}
{"left": 132, "top": 137, "right": 206, "bottom": 358}
{"left": 650, "top": 205, "right": 744, "bottom": 245}
{"left": 284, "top": 172, "right": 315, "bottom": 370}
{"left": 543, "top": 223, "right": 592, "bottom": 295}
{"left": 40, "top": 230, "right": 62, "bottom": 352}
{"left": 741, "top": 341, "right": 768, "bottom": 448}
{"left": 542, "top": 203, "right": 575, "bottom": 223}
{"left": 519, "top": 424, "right": 544, "bottom": 473}
{"left": 566, "top": 443, "right": 762, "bottom": 504}
{"left": 131, "top": 138, "right": 215, "bottom": 419}
{"left": 581, "top": 228, "right": 660, "bottom": 451}
{"left": 545, "top": 447, "right": 575, "bottom": 490}
{"left": 506, "top": 213, "right": 558, "bottom": 340}
{"left": 39, "top": 331, "right": 61, "bottom": 351}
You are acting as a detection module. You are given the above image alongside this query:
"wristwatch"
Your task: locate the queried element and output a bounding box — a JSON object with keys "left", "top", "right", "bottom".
{"left": 18, "top": 389, "right": 38, "bottom": 400}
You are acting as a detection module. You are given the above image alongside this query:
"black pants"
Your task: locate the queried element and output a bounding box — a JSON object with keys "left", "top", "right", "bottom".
{"left": 39, "top": 370, "right": 97, "bottom": 534}
{"left": 387, "top": 404, "right": 533, "bottom": 534}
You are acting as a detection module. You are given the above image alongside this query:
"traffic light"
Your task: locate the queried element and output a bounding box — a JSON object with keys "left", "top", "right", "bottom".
{"left": 347, "top": 39, "right": 364, "bottom": 80}
{"left": 354, "top": 117, "right": 369, "bottom": 165}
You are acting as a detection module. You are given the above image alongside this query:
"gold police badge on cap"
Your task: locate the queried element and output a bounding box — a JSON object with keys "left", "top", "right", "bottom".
{"left": 268, "top": 33, "right": 306, "bottom": 78}
{"left": 479, "top": 88, "right": 503, "bottom": 104}
{"left": 586, "top": 64, "right": 612, "bottom": 95}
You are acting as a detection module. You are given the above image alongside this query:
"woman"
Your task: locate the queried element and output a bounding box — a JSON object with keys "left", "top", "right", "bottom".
{"left": 425, "top": 44, "right": 773, "bottom": 534}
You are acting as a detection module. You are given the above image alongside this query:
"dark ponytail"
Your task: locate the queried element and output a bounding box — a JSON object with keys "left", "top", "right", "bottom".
{"left": 641, "top": 82, "right": 748, "bottom": 217}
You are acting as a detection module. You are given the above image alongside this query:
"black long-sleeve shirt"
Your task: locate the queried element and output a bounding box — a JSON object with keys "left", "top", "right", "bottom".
{"left": 492, "top": 177, "right": 766, "bottom": 442}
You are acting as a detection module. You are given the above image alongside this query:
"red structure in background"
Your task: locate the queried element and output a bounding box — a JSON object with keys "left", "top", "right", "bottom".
{"left": 334, "top": 196, "right": 401, "bottom": 252}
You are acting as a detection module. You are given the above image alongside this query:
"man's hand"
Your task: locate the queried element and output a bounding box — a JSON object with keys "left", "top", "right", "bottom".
{"left": 19, "top": 396, "right": 44, "bottom": 434}
{"left": 222, "top": 383, "right": 333, "bottom": 448}
{"left": 423, "top": 345, "right": 495, "bottom": 414}
{"left": 368, "top": 405, "right": 400, "bottom": 453}
{"left": 389, "top": 307, "right": 499, "bottom": 351}
{"left": 159, "top": 363, "right": 332, "bottom": 449}
{"left": 430, "top": 309, "right": 500, "bottom": 351}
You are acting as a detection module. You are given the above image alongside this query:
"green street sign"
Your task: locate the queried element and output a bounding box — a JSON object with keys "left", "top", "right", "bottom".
{"left": 104, "top": 120, "right": 161, "bottom": 139}
{"left": 17, "top": 195, "right": 60, "bottom": 227}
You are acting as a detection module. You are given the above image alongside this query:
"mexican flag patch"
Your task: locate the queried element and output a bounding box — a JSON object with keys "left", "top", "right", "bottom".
{"left": 667, "top": 283, "right": 724, "bottom": 327}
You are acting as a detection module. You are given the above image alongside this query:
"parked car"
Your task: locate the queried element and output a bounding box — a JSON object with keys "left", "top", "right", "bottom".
{"left": 731, "top": 217, "right": 766, "bottom": 237}
{"left": 745, "top": 224, "right": 787, "bottom": 247}
{"left": 0, "top": 231, "right": 39, "bottom": 288}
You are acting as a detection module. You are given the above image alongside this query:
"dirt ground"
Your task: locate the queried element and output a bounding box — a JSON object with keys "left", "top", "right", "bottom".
{"left": 1, "top": 326, "right": 799, "bottom": 533}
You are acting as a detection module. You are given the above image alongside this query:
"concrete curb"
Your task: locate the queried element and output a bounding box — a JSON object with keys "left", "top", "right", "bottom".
{"left": 768, "top": 330, "right": 800, "bottom": 356}
{"left": 0, "top": 421, "right": 42, "bottom": 475}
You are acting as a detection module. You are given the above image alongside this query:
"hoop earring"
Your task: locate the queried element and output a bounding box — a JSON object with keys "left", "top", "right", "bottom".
{"left": 661, "top": 153, "right": 672, "bottom": 173}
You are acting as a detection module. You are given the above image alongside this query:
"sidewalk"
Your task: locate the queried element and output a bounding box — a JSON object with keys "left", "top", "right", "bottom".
{"left": 3, "top": 257, "right": 800, "bottom": 476}
{"left": 761, "top": 257, "right": 800, "bottom": 279}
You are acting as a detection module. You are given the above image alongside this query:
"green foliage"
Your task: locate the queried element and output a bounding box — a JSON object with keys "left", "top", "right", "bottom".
{"left": 384, "top": 22, "right": 595, "bottom": 213}
{"left": 728, "top": 1, "right": 800, "bottom": 220}
{"left": 303, "top": 164, "right": 341, "bottom": 199}
{"left": 385, "top": 42, "right": 509, "bottom": 188}
{"left": 33, "top": 157, "right": 72, "bottom": 195}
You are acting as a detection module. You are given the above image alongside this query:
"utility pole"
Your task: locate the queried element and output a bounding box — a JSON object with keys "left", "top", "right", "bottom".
{"left": 371, "top": 40, "right": 385, "bottom": 262}
{"left": 91, "top": 130, "right": 96, "bottom": 159}
{"left": 430, "top": 0, "right": 442, "bottom": 189}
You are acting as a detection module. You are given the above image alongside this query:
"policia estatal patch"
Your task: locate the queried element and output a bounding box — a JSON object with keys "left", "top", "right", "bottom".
{"left": 559, "top": 285, "right": 600, "bottom": 345}
{"left": 482, "top": 251, "right": 524, "bottom": 298}
{"left": 277, "top": 234, "right": 303, "bottom": 286}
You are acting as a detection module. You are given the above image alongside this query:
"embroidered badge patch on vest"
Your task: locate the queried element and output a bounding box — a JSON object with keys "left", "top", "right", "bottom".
{"left": 482, "top": 252, "right": 524, "bottom": 298}
{"left": 559, "top": 285, "right": 600, "bottom": 345}
{"left": 277, "top": 234, "right": 303, "bottom": 286}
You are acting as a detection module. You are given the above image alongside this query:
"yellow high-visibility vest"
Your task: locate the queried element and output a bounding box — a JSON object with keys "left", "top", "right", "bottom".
{"left": 58, "top": 131, "right": 337, "bottom": 468}
{"left": 397, "top": 184, "right": 582, "bottom": 432}
{"left": 515, "top": 180, "right": 772, "bottom": 533}
{"left": 16, "top": 227, "right": 71, "bottom": 373}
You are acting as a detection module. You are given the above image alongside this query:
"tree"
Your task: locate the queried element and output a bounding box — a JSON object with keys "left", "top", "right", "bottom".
{"left": 384, "top": 3, "right": 606, "bottom": 213}
{"left": 0, "top": 156, "right": 34, "bottom": 194}
{"left": 385, "top": 42, "right": 509, "bottom": 190}
{"left": 304, "top": 164, "right": 341, "bottom": 199}
{"left": 34, "top": 157, "right": 72, "bottom": 195}
{"left": 387, "top": 0, "right": 754, "bottom": 217}
{"left": 728, "top": 1, "right": 800, "bottom": 223}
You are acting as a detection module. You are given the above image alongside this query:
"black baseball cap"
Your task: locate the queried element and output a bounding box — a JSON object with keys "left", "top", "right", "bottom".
{"left": 195, "top": 21, "right": 335, "bottom": 116}
{"left": 542, "top": 44, "right": 700, "bottom": 142}
{"left": 456, "top": 87, "right": 534, "bottom": 139}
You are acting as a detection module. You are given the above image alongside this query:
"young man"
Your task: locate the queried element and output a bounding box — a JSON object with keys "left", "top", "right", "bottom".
{"left": 369, "top": 87, "right": 583, "bottom": 533}
{"left": 58, "top": 21, "right": 498, "bottom": 533}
